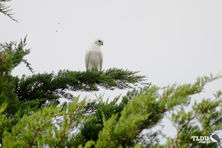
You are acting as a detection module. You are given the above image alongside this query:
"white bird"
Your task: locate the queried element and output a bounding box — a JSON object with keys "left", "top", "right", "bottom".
{"left": 85, "top": 39, "right": 103, "bottom": 71}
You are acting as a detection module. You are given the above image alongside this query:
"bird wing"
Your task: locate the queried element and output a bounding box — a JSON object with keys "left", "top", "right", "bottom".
{"left": 99, "top": 51, "right": 103, "bottom": 71}
{"left": 85, "top": 50, "right": 91, "bottom": 71}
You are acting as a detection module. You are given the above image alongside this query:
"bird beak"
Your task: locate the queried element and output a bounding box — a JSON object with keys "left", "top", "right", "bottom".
{"left": 101, "top": 41, "right": 103, "bottom": 45}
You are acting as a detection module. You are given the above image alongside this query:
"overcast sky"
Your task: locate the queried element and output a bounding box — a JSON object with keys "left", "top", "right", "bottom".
{"left": 1, "top": 0, "right": 222, "bottom": 86}
{"left": 1, "top": 0, "right": 222, "bottom": 142}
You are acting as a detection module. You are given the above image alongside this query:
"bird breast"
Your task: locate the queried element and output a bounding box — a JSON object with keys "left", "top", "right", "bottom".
{"left": 89, "top": 50, "right": 101, "bottom": 64}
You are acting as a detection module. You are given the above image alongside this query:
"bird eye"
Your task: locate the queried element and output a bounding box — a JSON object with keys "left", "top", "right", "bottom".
{"left": 98, "top": 40, "right": 101, "bottom": 42}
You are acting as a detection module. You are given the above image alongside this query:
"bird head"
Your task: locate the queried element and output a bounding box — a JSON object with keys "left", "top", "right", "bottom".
{"left": 94, "top": 39, "right": 104, "bottom": 46}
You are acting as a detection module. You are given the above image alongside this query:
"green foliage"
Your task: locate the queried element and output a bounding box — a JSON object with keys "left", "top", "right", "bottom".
{"left": 0, "top": 36, "right": 148, "bottom": 147}
{"left": 0, "top": 36, "right": 144, "bottom": 116}
{"left": 0, "top": 0, "right": 17, "bottom": 22}
{"left": 1, "top": 8, "right": 222, "bottom": 147}
{"left": 1, "top": 98, "right": 87, "bottom": 148}
{"left": 0, "top": 102, "right": 13, "bottom": 142}
{"left": 14, "top": 68, "right": 144, "bottom": 110}
{"left": 0, "top": 36, "right": 32, "bottom": 72}
{"left": 168, "top": 92, "right": 222, "bottom": 148}
{"left": 0, "top": 37, "right": 31, "bottom": 115}
{"left": 66, "top": 75, "right": 222, "bottom": 148}
{"left": 1, "top": 44, "right": 222, "bottom": 147}
{"left": 67, "top": 88, "right": 147, "bottom": 147}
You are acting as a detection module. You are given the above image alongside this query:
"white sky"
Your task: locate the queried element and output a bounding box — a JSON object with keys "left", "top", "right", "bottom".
{"left": 1, "top": 0, "right": 222, "bottom": 144}
{"left": 1, "top": 0, "right": 222, "bottom": 86}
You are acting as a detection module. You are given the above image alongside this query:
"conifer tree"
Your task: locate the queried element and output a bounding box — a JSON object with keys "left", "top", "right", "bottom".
{"left": 1, "top": 2, "right": 222, "bottom": 148}
{"left": 0, "top": 0, "right": 17, "bottom": 22}
{"left": 0, "top": 36, "right": 145, "bottom": 146}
